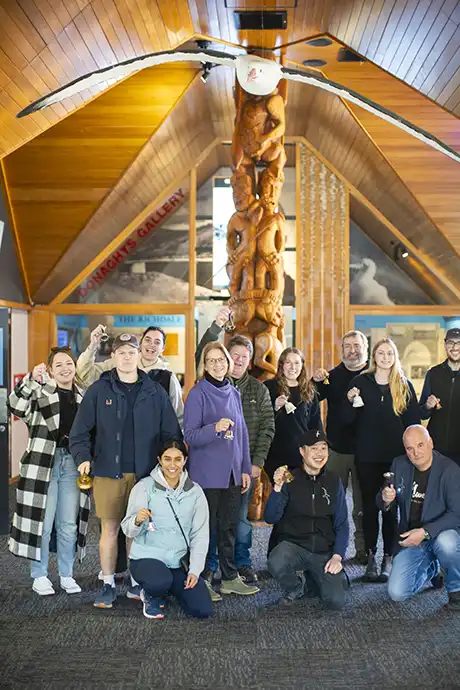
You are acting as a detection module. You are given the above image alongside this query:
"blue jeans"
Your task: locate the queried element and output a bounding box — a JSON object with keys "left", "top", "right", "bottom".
{"left": 388, "top": 529, "right": 460, "bottom": 602}
{"left": 207, "top": 482, "right": 253, "bottom": 572}
{"left": 31, "top": 449, "right": 80, "bottom": 579}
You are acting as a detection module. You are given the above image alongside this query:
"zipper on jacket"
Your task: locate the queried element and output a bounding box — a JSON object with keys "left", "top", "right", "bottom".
{"left": 311, "top": 476, "right": 316, "bottom": 552}
{"left": 446, "top": 376, "right": 455, "bottom": 451}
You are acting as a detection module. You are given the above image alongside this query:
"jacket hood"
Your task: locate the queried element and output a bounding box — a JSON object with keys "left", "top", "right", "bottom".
{"left": 150, "top": 463, "right": 193, "bottom": 493}
{"left": 140, "top": 354, "right": 170, "bottom": 371}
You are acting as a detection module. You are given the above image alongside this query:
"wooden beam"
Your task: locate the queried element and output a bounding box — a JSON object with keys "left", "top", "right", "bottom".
{"left": 350, "top": 305, "right": 460, "bottom": 317}
{"left": 44, "top": 303, "right": 191, "bottom": 315}
{"left": 185, "top": 166, "right": 197, "bottom": 394}
{"left": 0, "top": 300, "right": 31, "bottom": 310}
{"left": 49, "top": 137, "right": 220, "bottom": 306}
{"left": 295, "top": 142, "right": 302, "bottom": 350}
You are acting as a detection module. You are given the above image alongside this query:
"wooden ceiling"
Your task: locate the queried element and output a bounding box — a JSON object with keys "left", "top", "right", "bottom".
{"left": 3, "top": 63, "right": 197, "bottom": 296}
{"left": 1, "top": 0, "right": 460, "bottom": 304}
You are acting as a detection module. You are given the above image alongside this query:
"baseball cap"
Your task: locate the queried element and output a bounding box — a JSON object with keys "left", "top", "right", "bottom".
{"left": 299, "top": 429, "right": 329, "bottom": 447}
{"left": 445, "top": 328, "right": 460, "bottom": 341}
{"left": 112, "top": 333, "right": 140, "bottom": 352}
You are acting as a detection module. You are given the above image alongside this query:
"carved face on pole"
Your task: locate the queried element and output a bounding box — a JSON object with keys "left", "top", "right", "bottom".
{"left": 259, "top": 168, "right": 284, "bottom": 214}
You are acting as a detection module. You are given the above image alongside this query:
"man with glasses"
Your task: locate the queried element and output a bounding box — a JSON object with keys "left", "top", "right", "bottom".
{"left": 420, "top": 328, "right": 460, "bottom": 466}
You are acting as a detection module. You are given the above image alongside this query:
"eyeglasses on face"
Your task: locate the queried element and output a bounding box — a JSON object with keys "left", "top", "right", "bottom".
{"left": 205, "top": 357, "right": 227, "bottom": 366}
{"left": 446, "top": 340, "right": 460, "bottom": 348}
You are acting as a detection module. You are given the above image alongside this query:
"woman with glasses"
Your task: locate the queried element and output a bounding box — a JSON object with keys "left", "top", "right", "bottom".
{"left": 8, "top": 347, "right": 86, "bottom": 596}
{"left": 264, "top": 347, "right": 323, "bottom": 481}
{"left": 346, "top": 338, "right": 420, "bottom": 582}
{"left": 184, "top": 342, "right": 259, "bottom": 601}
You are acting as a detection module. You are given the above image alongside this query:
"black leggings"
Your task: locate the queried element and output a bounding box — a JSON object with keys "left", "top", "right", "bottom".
{"left": 356, "top": 462, "right": 396, "bottom": 555}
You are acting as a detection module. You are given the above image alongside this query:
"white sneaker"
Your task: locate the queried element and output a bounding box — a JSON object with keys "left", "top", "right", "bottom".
{"left": 60, "top": 576, "right": 82, "bottom": 594}
{"left": 32, "top": 576, "right": 55, "bottom": 596}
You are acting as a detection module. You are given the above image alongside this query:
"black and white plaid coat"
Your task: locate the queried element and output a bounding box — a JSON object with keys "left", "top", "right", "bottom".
{"left": 7, "top": 374, "right": 90, "bottom": 562}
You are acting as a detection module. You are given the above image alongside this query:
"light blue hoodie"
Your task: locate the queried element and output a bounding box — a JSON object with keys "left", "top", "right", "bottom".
{"left": 121, "top": 465, "right": 209, "bottom": 577}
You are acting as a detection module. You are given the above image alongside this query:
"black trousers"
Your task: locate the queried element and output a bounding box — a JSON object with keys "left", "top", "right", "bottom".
{"left": 204, "top": 483, "right": 241, "bottom": 581}
{"left": 356, "top": 462, "right": 396, "bottom": 555}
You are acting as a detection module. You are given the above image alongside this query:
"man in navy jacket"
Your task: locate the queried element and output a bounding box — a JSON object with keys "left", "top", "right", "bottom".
{"left": 70, "top": 333, "right": 182, "bottom": 608}
{"left": 264, "top": 430, "right": 349, "bottom": 610}
{"left": 378, "top": 425, "right": 460, "bottom": 609}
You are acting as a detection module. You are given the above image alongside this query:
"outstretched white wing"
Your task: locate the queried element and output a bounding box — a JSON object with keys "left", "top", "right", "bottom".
{"left": 16, "top": 49, "right": 237, "bottom": 118}
{"left": 281, "top": 65, "right": 460, "bottom": 164}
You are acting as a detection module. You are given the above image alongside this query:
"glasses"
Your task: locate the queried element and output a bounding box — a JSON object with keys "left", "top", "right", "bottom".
{"left": 446, "top": 340, "right": 460, "bottom": 348}
{"left": 206, "top": 357, "right": 227, "bottom": 366}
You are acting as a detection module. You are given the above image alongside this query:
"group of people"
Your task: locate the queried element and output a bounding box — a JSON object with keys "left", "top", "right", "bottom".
{"left": 7, "top": 308, "right": 460, "bottom": 619}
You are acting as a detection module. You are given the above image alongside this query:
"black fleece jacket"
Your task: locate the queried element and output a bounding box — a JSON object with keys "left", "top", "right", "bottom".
{"left": 343, "top": 372, "right": 420, "bottom": 464}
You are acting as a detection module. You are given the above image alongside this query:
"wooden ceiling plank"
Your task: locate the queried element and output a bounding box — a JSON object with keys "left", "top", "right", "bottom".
{"left": 90, "top": 0, "right": 132, "bottom": 61}
{"left": 378, "top": 0, "right": 420, "bottom": 70}
{"left": 32, "top": 0, "right": 67, "bottom": 35}
{"left": 357, "top": 0, "right": 388, "bottom": 58}
{"left": 113, "top": 0, "right": 146, "bottom": 55}
{"left": 135, "top": 0, "right": 169, "bottom": 51}
{"left": 387, "top": 0, "right": 436, "bottom": 74}
{"left": 47, "top": 0, "right": 72, "bottom": 27}
{"left": 1, "top": 0, "right": 47, "bottom": 54}
{"left": 74, "top": 7, "right": 118, "bottom": 67}
{"left": 416, "top": 25, "right": 460, "bottom": 93}
{"left": 426, "top": 43, "right": 460, "bottom": 101}
{"left": 101, "top": 0, "right": 138, "bottom": 59}
{"left": 367, "top": 0, "right": 406, "bottom": 64}
{"left": 409, "top": 18, "right": 457, "bottom": 89}
{"left": 0, "top": 6, "right": 39, "bottom": 65}
{"left": 124, "top": 0, "right": 155, "bottom": 54}
{"left": 451, "top": 2, "right": 460, "bottom": 23}
{"left": 396, "top": 3, "right": 449, "bottom": 82}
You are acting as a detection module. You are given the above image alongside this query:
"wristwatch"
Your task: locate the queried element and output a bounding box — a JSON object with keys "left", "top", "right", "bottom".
{"left": 423, "top": 529, "right": 431, "bottom": 540}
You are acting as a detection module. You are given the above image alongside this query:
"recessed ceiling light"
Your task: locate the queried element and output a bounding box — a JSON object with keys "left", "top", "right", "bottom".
{"left": 305, "top": 37, "right": 333, "bottom": 47}
{"left": 302, "top": 59, "right": 327, "bottom": 67}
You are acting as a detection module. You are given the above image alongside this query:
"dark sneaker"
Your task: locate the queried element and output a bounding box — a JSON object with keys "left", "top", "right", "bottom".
{"left": 380, "top": 554, "right": 392, "bottom": 582}
{"left": 126, "top": 585, "right": 142, "bottom": 600}
{"left": 94, "top": 583, "right": 116, "bottom": 609}
{"left": 363, "top": 551, "right": 379, "bottom": 582}
{"left": 238, "top": 566, "right": 259, "bottom": 584}
{"left": 141, "top": 592, "right": 165, "bottom": 620}
{"left": 431, "top": 568, "right": 445, "bottom": 590}
{"left": 354, "top": 549, "right": 368, "bottom": 566}
{"left": 447, "top": 591, "right": 460, "bottom": 610}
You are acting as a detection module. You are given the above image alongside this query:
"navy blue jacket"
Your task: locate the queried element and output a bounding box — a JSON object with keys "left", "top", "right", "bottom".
{"left": 69, "top": 369, "right": 182, "bottom": 480}
{"left": 376, "top": 451, "right": 460, "bottom": 551}
{"left": 264, "top": 467, "right": 349, "bottom": 558}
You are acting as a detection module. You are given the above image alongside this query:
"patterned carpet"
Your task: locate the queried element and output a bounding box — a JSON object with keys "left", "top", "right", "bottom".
{"left": 1, "top": 487, "right": 460, "bottom": 690}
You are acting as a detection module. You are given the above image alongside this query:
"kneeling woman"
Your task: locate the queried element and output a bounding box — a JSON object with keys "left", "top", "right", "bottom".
{"left": 121, "top": 440, "right": 212, "bottom": 620}
{"left": 8, "top": 347, "right": 86, "bottom": 596}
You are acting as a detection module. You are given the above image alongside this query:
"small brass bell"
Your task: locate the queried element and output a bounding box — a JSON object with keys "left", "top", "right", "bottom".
{"left": 77, "top": 473, "right": 93, "bottom": 490}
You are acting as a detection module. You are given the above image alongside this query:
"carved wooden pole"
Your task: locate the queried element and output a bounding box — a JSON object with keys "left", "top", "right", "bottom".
{"left": 226, "top": 70, "right": 287, "bottom": 380}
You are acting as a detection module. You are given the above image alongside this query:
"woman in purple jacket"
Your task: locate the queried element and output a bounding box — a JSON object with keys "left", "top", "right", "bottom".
{"left": 184, "top": 342, "right": 259, "bottom": 601}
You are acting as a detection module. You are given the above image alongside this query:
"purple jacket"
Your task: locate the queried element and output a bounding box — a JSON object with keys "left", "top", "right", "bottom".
{"left": 184, "top": 378, "right": 251, "bottom": 489}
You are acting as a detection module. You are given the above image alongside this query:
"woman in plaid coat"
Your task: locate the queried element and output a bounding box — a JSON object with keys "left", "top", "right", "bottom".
{"left": 7, "top": 346, "right": 89, "bottom": 596}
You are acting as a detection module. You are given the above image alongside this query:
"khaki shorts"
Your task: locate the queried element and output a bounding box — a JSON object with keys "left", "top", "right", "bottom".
{"left": 93, "top": 474, "right": 137, "bottom": 521}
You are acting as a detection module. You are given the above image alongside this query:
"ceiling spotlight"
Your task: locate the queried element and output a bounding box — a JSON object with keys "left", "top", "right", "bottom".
{"left": 392, "top": 241, "right": 409, "bottom": 261}
{"left": 200, "top": 62, "right": 213, "bottom": 83}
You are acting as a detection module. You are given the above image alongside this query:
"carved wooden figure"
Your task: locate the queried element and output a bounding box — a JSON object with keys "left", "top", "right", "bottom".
{"left": 227, "top": 71, "right": 287, "bottom": 381}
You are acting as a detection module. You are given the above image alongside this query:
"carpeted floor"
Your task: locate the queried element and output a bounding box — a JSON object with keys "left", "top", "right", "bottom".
{"left": 1, "top": 487, "right": 460, "bottom": 690}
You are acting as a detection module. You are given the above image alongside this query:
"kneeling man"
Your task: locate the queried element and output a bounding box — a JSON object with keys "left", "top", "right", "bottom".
{"left": 265, "top": 430, "right": 349, "bottom": 610}
{"left": 379, "top": 424, "right": 460, "bottom": 609}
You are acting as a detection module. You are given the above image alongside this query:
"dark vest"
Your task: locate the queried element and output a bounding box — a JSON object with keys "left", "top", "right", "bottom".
{"left": 273, "top": 468, "right": 339, "bottom": 554}
{"left": 148, "top": 369, "right": 172, "bottom": 394}
{"left": 427, "top": 363, "right": 460, "bottom": 458}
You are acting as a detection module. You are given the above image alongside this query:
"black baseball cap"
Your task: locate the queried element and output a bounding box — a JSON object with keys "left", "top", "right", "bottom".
{"left": 445, "top": 328, "right": 460, "bottom": 341}
{"left": 112, "top": 334, "right": 140, "bottom": 352}
{"left": 299, "top": 430, "right": 329, "bottom": 447}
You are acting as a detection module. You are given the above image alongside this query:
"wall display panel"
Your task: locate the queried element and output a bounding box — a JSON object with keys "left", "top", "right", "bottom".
{"left": 65, "top": 180, "right": 191, "bottom": 304}
{"left": 57, "top": 314, "right": 186, "bottom": 386}
{"left": 350, "top": 221, "right": 432, "bottom": 306}
{"left": 354, "top": 314, "right": 460, "bottom": 398}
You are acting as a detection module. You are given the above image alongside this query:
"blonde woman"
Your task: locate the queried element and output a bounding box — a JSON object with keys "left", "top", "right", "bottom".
{"left": 346, "top": 338, "right": 420, "bottom": 582}
{"left": 264, "top": 347, "right": 323, "bottom": 481}
{"left": 184, "top": 342, "right": 258, "bottom": 600}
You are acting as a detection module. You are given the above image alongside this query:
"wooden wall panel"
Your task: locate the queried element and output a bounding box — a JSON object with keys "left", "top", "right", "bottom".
{"left": 34, "top": 77, "right": 217, "bottom": 303}
{"left": 3, "top": 64, "right": 197, "bottom": 296}
{"left": 28, "top": 308, "right": 54, "bottom": 368}
{"left": 297, "top": 144, "right": 349, "bottom": 370}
